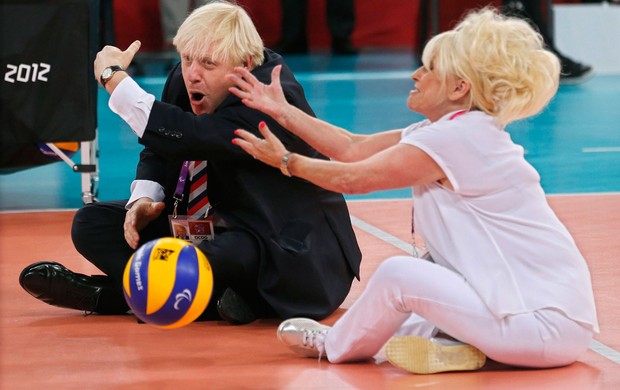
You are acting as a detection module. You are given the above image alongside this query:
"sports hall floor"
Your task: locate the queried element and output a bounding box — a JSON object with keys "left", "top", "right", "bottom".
{"left": 1, "top": 52, "right": 619, "bottom": 389}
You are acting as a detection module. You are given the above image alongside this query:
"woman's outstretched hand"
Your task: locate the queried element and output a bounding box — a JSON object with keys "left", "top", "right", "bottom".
{"left": 227, "top": 65, "right": 288, "bottom": 120}
{"left": 233, "top": 121, "right": 289, "bottom": 170}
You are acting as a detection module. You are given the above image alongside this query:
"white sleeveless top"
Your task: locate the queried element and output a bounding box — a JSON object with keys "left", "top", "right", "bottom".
{"left": 400, "top": 110, "right": 599, "bottom": 332}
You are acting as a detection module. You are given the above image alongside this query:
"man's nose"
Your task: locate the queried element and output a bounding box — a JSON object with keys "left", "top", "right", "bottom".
{"left": 185, "top": 61, "right": 201, "bottom": 81}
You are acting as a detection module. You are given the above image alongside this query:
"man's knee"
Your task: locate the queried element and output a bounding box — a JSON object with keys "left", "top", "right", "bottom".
{"left": 71, "top": 201, "right": 127, "bottom": 258}
{"left": 200, "top": 229, "right": 261, "bottom": 285}
{"left": 71, "top": 203, "right": 98, "bottom": 250}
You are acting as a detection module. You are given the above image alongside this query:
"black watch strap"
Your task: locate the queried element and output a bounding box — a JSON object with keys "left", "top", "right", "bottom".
{"left": 100, "top": 65, "right": 125, "bottom": 87}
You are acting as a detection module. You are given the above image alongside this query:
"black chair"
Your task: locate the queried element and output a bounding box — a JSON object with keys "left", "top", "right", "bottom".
{"left": 0, "top": 0, "right": 101, "bottom": 203}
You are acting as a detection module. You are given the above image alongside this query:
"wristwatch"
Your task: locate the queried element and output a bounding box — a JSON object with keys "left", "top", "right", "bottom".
{"left": 100, "top": 65, "right": 125, "bottom": 87}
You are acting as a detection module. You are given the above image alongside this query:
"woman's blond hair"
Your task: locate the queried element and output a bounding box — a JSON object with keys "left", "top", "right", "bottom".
{"left": 173, "top": 1, "right": 264, "bottom": 67}
{"left": 422, "top": 8, "right": 560, "bottom": 126}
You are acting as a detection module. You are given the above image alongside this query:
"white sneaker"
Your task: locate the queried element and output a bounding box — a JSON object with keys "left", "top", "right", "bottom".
{"left": 386, "top": 336, "right": 486, "bottom": 374}
{"left": 277, "top": 318, "right": 331, "bottom": 358}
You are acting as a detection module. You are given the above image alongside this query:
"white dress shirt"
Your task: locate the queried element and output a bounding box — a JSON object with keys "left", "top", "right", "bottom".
{"left": 108, "top": 77, "right": 165, "bottom": 208}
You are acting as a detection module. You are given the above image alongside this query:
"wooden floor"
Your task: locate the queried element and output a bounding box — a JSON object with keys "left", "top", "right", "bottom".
{"left": 1, "top": 194, "right": 619, "bottom": 389}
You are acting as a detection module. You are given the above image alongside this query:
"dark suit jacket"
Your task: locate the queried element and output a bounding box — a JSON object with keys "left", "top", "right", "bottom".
{"left": 136, "top": 49, "right": 362, "bottom": 319}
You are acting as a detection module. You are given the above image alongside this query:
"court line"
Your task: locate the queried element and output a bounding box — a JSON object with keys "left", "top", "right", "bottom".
{"left": 136, "top": 71, "right": 414, "bottom": 86}
{"left": 589, "top": 339, "right": 620, "bottom": 365}
{"left": 296, "top": 70, "right": 412, "bottom": 82}
{"left": 0, "top": 208, "right": 78, "bottom": 215}
{"left": 350, "top": 214, "right": 620, "bottom": 365}
{"left": 350, "top": 215, "right": 413, "bottom": 254}
{"left": 582, "top": 147, "right": 620, "bottom": 153}
{"left": 134, "top": 71, "right": 412, "bottom": 87}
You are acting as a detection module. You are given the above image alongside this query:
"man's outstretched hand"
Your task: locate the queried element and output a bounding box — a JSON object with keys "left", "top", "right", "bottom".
{"left": 124, "top": 198, "right": 165, "bottom": 250}
{"left": 94, "top": 40, "right": 141, "bottom": 90}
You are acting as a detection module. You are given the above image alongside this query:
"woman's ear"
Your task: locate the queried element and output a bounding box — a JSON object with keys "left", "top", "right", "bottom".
{"left": 449, "top": 78, "right": 471, "bottom": 101}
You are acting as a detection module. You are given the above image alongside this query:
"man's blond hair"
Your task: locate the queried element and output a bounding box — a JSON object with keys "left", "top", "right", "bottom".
{"left": 173, "top": 1, "right": 264, "bottom": 67}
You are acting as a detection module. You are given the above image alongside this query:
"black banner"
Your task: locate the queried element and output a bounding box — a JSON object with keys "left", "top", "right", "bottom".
{"left": 1, "top": 0, "right": 99, "bottom": 168}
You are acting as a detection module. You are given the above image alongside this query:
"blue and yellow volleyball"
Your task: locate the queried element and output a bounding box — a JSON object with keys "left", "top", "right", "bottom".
{"left": 122, "top": 237, "right": 213, "bottom": 329}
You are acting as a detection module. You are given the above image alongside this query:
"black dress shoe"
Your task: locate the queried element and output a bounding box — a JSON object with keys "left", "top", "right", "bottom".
{"left": 216, "top": 288, "right": 257, "bottom": 325}
{"left": 19, "top": 261, "right": 110, "bottom": 313}
{"left": 559, "top": 56, "right": 594, "bottom": 85}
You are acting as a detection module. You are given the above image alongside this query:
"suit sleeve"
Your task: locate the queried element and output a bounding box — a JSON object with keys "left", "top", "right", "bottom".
{"left": 135, "top": 62, "right": 189, "bottom": 184}
{"left": 139, "top": 61, "right": 323, "bottom": 162}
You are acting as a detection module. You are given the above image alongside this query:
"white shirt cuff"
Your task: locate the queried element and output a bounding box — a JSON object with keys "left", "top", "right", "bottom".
{"left": 126, "top": 180, "right": 166, "bottom": 209}
{"left": 108, "top": 77, "right": 155, "bottom": 138}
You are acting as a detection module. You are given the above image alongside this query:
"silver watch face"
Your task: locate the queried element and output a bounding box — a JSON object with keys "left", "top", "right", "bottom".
{"left": 102, "top": 67, "right": 113, "bottom": 79}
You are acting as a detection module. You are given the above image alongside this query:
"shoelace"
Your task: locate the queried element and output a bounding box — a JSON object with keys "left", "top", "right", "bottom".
{"left": 302, "top": 329, "right": 327, "bottom": 361}
{"left": 80, "top": 295, "right": 96, "bottom": 317}
{"left": 72, "top": 287, "right": 100, "bottom": 317}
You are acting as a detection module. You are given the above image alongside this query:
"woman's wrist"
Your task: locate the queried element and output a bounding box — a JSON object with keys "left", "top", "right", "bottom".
{"left": 276, "top": 104, "right": 295, "bottom": 130}
{"left": 280, "top": 152, "right": 294, "bottom": 177}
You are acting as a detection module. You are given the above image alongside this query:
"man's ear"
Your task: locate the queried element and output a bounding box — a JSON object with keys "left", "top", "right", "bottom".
{"left": 243, "top": 57, "right": 254, "bottom": 70}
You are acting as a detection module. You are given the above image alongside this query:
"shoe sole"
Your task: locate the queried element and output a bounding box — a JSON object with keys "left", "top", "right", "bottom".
{"left": 216, "top": 288, "right": 256, "bottom": 325}
{"left": 560, "top": 68, "right": 595, "bottom": 85}
{"left": 386, "top": 336, "right": 486, "bottom": 374}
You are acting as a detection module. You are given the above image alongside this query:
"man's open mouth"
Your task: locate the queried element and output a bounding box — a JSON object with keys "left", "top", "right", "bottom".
{"left": 190, "top": 92, "right": 205, "bottom": 102}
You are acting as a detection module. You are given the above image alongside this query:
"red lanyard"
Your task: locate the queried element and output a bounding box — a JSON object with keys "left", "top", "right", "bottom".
{"left": 448, "top": 109, "right": 468, "bottom": 120}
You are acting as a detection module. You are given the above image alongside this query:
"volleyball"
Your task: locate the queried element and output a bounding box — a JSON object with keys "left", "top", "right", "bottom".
{"left": 122, "top": 237, "right": 214, "bottom": 329}
{"left": 36, "top": 142, "right": 80, "bottom": 160}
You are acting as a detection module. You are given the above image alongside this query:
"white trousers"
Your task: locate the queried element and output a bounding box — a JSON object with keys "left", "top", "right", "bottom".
{"left": 325, "top": 256, "right": 593, "bottom": 368}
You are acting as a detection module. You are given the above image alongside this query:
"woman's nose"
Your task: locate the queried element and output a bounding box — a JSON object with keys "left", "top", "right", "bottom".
{"left": 411, "top": 67, "right": 423, "bottom": 81}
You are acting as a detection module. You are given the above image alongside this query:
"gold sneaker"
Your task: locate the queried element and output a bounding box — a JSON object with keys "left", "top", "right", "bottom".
{"left": 386, "top": 336, "right": 486, "bottom": 374}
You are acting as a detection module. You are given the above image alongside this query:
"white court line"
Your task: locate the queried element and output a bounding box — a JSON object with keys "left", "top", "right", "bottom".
{"left": 350, "top": 214, "right": 620, "bottom": 365}
{"left": 296, "top": 70, "right": 412, "bottom": 82}
{"left": 350, "top": 215, "right": 412, "bottom": 254}
{"left": 582, "top": 147, "right": 620, "bottom": 153}
{"left": 140, "top": 77, "right": 171, "bottom": 85}
{"left": 590, "top": 340, "right": 620, "bottom": 365}
{"left": 0, "top": 208, "right": 78, "bottom": 214}
{"left": 140, "top": 71, "right": 413, "bottom": 85}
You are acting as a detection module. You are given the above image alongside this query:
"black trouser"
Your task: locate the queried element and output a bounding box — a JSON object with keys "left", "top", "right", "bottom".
{"left": 503, "top": 0, "right": 555, "bottom": 48}
{"left": 279, "top": 0, "right": 355, "bottom": 50}
{"left": 71, "top": 200, "right": 276, "bottom": 318}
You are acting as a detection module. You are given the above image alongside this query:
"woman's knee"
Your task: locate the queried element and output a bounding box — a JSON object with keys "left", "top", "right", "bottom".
{"left": 374, "top": 255, "right": 424, "bottom": 279}
{"left": 367, "top": 256, "right": 419, "bottom": 290}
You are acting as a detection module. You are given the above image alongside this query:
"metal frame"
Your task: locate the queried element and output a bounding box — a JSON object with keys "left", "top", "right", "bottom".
{"left": 44, "top": 137, "right": 99, "bottom": 203}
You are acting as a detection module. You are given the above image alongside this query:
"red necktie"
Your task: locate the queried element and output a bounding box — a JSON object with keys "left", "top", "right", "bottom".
{"left": 187, "top": 160, "right": 210, "bottom": 219}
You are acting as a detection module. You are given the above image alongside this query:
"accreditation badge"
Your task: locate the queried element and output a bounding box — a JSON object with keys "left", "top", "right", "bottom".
{"left": 168, "top": 215, "right": 214, "bottom": 245}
